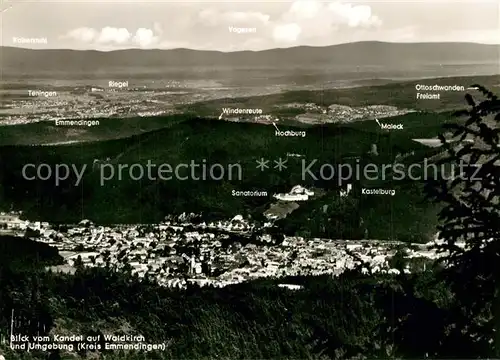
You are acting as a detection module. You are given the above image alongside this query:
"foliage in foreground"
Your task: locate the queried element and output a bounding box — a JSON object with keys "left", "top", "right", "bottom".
{"left": 0, "top": 246, "right": 487, "bottom": 360}
{"left": 426, "top": 84, "right": 500, "bottom": 356}
{"left": 0, "top": 260, "right": 477, "bottom": 359}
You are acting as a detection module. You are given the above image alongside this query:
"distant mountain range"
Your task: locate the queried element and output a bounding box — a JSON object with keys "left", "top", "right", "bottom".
{"left": 1, "top": 41, "right": 499, "bottom": 74}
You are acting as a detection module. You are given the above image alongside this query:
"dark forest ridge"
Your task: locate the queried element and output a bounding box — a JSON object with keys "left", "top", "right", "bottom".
{"left": 2, "top": 41, "right": 499, "bottom": 72}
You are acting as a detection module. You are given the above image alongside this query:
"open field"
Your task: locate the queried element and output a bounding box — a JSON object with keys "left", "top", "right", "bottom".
{"left": 180, "top": 75, "right": 500, "bottom": 117}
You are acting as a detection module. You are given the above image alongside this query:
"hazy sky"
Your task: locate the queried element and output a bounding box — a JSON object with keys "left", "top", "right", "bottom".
{"left": 1, "top": 0, "right": 499, "bottom": 51}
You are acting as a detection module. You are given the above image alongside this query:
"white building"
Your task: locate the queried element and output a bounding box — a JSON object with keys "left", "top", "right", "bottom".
{"left": 278, "top": 284, "right": 304, "bottom": 290}
{"left": 0, "top": 213, "right": 29, "bottom": 230}
{"left": 273, "top": 185, "right": 314, "bottom": 201}
{"left": 231, "top": 215, "right": 244, "bottom": 222}
{"left": 340, "top": 184, "right": 353, "bottom": 197}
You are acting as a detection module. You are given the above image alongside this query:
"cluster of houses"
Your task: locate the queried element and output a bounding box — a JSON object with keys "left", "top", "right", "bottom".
{"left": 0, "top": 212, "right": 48, "bottom": 231}
{"left": 0, "top": 210, "right": 449, "bottom": 290}
{"left": 323, "top": 104, "right": 414, "bottom": 124}
{"left": 272, "top": 103, "right": 415, "bottom": 125}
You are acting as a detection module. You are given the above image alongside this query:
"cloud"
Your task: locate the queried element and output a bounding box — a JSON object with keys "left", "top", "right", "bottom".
{"left": 133, "top": 28, "right": 158, "bottom": 47}
{"left": 274, "top": 1, "right": 382, "bottom": 44}
{"left": 273, "top": 23, "right": 302, "bottom": 43}
{"left": 282, "top": 0, "right": 382, "bottom": 28}
{"left": 286, "top": 0, "right": 322, "bottom": 20}
{"left": 198, "top": 9, "right": 270, "bottom": 27}
{"left": 96, "top": 27, "right": 131, "bottom": 44}
{"left": 63, "top": 27, "right": 131, "bottom": 44}
{"left": 64, "top": 27, "right": 98, "bottom": 43}
{"left": 327, "top": 2, "right": 382, "bottom": 27}
{"left": 59, "top": 1, "right": 383, "bottom": 50}
{"left": 193, "top": 2, "right": 382, "bottom": 47}
{"left": 63, "top": 26, "right": 160, "bottom": 47}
